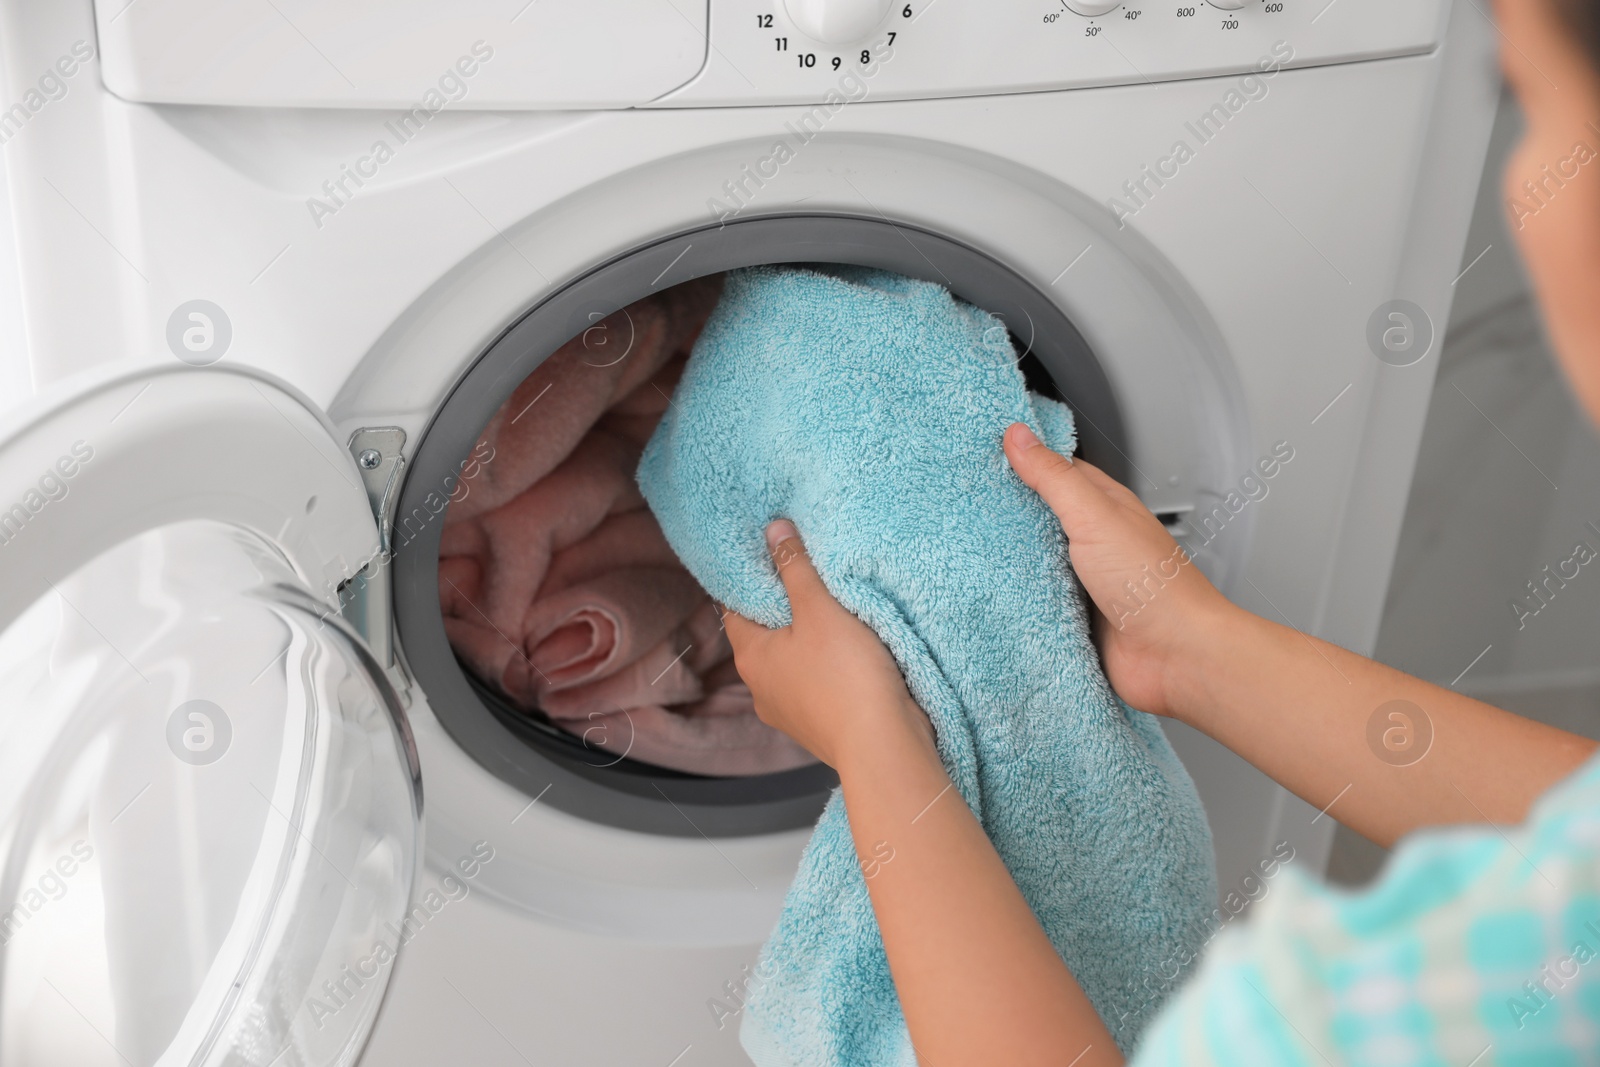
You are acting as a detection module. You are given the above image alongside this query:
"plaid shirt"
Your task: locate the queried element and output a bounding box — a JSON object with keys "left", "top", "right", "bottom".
{"left": 1134, "top": 754, "right": 1600, "bottom": 1065}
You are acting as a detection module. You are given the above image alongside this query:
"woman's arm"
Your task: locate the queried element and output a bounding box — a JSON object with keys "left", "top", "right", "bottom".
{"left": 1002, "top": 424, "right": 1597, "bottom": 848}
{"left": 724, "top": 523, "right": 1123, "bottom": 1066}
{"left": 722, "top": 426, "right": 1596, "bottom": 1064}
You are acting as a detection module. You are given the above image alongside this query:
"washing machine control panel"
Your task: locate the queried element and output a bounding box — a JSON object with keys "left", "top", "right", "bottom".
{"left": 653, "top": 0, "right": 1448, "bottom": 106}
{"left": 785, "top": 0, "right": 899, "bottom": 46}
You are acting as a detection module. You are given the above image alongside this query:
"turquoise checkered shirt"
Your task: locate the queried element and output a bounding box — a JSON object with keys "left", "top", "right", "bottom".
{"left": 1135, "top": 753, "right": 1600, "bottom": 1064}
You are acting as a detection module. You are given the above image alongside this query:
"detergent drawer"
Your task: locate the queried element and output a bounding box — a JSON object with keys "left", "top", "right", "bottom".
{"left": 93, "top": 0, "right": 707, "bottom": 108}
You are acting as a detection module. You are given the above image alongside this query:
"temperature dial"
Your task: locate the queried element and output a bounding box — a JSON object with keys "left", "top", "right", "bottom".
{"left": 1062, "top": 0, "right": 1123, "bottom": 14}
{"left": 783, "top": 0, "right": 895, "bottom": 45}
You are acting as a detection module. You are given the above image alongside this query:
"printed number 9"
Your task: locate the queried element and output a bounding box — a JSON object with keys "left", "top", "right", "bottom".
{"left": 832, "top": 55, "right": 841, "bottom": 69}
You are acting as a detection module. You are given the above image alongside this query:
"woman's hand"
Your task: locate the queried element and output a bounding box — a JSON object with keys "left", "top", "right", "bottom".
{"left": 723, "top": 519, "right": 936, "bottom": 772}
{"left": 726, "top": 524, "right": 1123, "bottom": 1067}
{"left": 1003, "top": 423, "right": 1235, "bottom": 718}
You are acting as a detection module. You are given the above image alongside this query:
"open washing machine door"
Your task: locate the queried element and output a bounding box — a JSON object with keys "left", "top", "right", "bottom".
{"left": 0, "top": 363, "right": 422, "bottom": 1067}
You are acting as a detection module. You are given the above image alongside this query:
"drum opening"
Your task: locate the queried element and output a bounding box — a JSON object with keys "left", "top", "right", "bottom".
{"left": 393, "top": 215, "right": 1124, "bottom": 837}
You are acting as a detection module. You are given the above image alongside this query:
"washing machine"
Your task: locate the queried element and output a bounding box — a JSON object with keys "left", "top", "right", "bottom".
{"left": 0, "top": 0, "right": 1498, "bottom": 1063}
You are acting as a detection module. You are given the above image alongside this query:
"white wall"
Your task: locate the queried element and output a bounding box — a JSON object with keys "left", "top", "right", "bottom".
{"left": 1376, "top": 87, "right": 1600, "bottom": 728}
{"left": 1329, "top": 87, "right": 1600, "bottom": 885}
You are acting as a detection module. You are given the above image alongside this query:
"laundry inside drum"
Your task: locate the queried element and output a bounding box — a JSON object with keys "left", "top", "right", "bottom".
{"left": 437, "top": 273, "right": 819, "bottom": 777}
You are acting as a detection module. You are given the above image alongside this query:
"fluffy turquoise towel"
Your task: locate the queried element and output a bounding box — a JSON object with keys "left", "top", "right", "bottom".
{"left": 636, "top": 266, "right": 1218, "bottom": 1062}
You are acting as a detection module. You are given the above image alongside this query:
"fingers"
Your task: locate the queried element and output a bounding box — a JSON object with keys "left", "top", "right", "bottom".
{"left": 718, "top": 516, "right": 831, "bottom": 656}
{"left": 1068, "top": 457, "right": 1121, "bottom": 494}
{"left": 765, "top": 519, "right": 831, "bottom": 616}
{"left": 1002, "top": 423, "right": 1122, "bottom": 533}
{"left": 1071, "top": 457, "right": 1150, "bottom": 511}
{"left": 721, "top": 604, "right": 777, "bottom": 698}
{"left": 721, "top": 606, "right": 767, "bottom": 654}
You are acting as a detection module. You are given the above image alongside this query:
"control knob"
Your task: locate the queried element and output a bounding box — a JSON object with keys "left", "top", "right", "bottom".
{"left": 1062, "top": 0, "right": 1122, "bottom": 14}
{"left": 783, "top": 0, "right": 895, "bottom": 45}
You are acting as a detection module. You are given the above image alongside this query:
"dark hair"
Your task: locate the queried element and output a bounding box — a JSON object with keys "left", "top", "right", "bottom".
{"left": 1554, "top": 0, "right": 1600, "bottom": 69}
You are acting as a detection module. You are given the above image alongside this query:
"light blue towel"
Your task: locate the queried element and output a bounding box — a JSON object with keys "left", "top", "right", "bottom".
{"left": 636, "top": 266, "right": 1218, "bottom": 1062}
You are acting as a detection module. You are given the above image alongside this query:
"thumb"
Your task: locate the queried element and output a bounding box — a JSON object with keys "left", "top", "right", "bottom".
{"left": 1002, "top": 423, "right": 1119, "bottom": 535}
{"left": 765, "top": 519, "right": 830, "bottom": 618}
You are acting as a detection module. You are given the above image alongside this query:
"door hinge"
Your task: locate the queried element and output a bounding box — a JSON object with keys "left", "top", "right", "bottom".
{"left": 344, "top": 427, "right": 407, "bottom": 688}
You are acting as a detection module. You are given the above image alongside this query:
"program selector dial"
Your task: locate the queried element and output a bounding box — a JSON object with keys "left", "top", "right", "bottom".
{"left": 783, "top": 0, "right": 895, "bottom": 45}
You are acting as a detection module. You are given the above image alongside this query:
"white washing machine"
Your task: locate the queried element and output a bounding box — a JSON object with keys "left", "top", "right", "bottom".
{"left": 0, "top": 0, "right": 1498, "bottom": 1063}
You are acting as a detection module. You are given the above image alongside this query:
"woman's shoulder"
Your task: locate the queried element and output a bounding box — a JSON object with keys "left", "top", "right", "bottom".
{"left": 1131, "top": 746, "right": 1600, "bottom": 1064}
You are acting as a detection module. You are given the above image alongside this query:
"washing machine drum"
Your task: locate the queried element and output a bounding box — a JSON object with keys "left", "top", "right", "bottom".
{"left": 431, "top": 272, "right": 824, "bottom": 780}
{"left": 395, "top": 213, "right": 1125, "bottom": 837}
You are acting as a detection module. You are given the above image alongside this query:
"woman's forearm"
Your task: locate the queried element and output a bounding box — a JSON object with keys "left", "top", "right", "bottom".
{"left": 998, "top": 429, "right": 1594, "bottom": 849}
{"left": 836, "top": 703, "right": 1121, "bottom": 1067}
{"left": 1169, "top": 601, "right": 1596, "bottom": 847}
{"left": 724, "top": 522, "right": 1120, "bottom": 1063}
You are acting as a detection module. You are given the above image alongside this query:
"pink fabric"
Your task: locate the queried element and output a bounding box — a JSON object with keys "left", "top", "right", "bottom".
{"left": 696, "top": 658, "right": 752, "bottom": 708}
{"left": 539, "top": 633, "right": 704, "bottom": 719}
{"left": 440, "top": 428, "right": 643, "bottom": 638}
{"left": 438, "top": 277, "right": 817, "bottom": 777}
{"left": 449, "top": 279, "right": 722, "bottom": 523}
{"left": 539, "top": 510, "right": 682, "bottom": 595}
{"left": 514, "top": 567, "right": 705, "bottom": 708}
{"left": 597, "top": 353, "right": 689, "bottom": 449}
{"left": 532, "top": 596, "right": 734, "bottom": 719}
